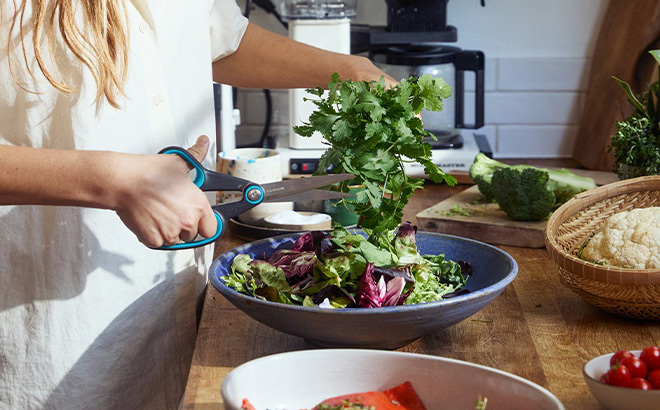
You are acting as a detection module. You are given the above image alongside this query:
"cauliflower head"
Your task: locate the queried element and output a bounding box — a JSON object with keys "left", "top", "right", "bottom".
{"left": 580, "top": 207, "right": 660, "bottom": 269}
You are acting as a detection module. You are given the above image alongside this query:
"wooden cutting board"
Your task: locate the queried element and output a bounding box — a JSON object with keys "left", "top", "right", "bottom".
{"left": 416, "top": 185, "right": 548, "bottom": 248}
{"left": 416, "top": 169, "right": 619, "bottom": 248}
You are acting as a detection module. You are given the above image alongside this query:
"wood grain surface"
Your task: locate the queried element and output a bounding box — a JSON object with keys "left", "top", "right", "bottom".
{"left": 573, "top": 0, "right": 660, "bottom": 171}
{"left": 182, "top": 181, "right": 660, "bottom": 410}
{"left": 416, "top": 185, "right": 547, "bottom": 248}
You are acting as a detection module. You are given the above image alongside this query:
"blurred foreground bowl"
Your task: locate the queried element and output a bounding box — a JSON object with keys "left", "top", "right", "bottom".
{"left": 222, "top": 349, "right": 565, "bottom": 410}
{"left": 210, "top": 231, "right": 517, "bottom": 349}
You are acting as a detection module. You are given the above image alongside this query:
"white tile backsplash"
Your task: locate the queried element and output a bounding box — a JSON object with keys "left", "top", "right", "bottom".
{"left": 485, "top": 91, "right": 583, "bottom": 125}
{"left": 498, "top": 58, "right": 589, "bottom": 91}
{"left": 497, "top": 125, "right": 578, "bottom": 158}
{"left": 235, "top": 57, "right": 590, "bottom": 158}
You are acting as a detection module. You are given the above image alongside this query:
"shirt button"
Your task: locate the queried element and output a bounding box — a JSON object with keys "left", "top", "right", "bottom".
{"left": 139, "top": 22, "right": 150, "bottom": 33}
{"left": 153, "top": 95, "right": 164, "bottom": 106}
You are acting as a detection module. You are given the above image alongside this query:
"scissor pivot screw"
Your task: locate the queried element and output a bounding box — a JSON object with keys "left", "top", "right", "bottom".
{"left": 247, "top": 188, "right": 262, "bottom": 202}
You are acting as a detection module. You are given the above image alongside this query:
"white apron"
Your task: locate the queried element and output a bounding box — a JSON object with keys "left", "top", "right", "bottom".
{"left": 0, "top": 1, "right": 247, "bottom": 409}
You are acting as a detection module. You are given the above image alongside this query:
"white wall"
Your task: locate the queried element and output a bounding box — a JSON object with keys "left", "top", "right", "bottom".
{"left": 234, "top": 0, "right": 609, "bottom": 158}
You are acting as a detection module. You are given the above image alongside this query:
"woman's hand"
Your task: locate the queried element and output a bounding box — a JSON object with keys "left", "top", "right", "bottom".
{"left": 346, "top": 55, "right": 398, "bottom": 88}
{"left": 111, "top": 136, "right": 217, "bottom": 248}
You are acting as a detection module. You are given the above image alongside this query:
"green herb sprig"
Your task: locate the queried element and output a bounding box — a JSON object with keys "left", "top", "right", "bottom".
{"left": 608, "top": 49, "right": 660, "bottom": 177}
{"left": 294, "top": 73, "right": 456, "bottom": 232}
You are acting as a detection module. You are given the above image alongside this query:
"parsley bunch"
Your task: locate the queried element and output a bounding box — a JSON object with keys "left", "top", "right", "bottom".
{"left": 294, "top": 73, "right": 457, "bottom": 232}
{"left": 608, "top": 49, "right": 660, "bottom": 178}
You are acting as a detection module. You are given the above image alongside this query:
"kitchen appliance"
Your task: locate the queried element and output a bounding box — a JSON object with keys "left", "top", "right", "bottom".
{"left": 369, "top": 45, "right": 484, "bottom": 144}
{"left": 367, "top": 0, "right": 486, "bottom": 167}
{"left": 280, "top": 0, "right": 356, "bottom": 150}
{"left": 275, "top": 0, "right": 490, "bottom": 178}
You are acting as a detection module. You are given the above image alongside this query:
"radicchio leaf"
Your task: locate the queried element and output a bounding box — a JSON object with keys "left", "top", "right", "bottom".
{"left": 395, "top": 221, "right": 417, "bottom": 243}
{"left": 374, "top": 266, "right": 414, "bottom": 283}
{"left": 382, "top": 276, "right": 405, "bottom": 306}
{"left": 268, "top": 250, "right": 316, "bottom": 279}
{"left": 292, "top": 232, "right": 314, "bottom": 251}
{"left": 357, "top": 263, "right": 381, "bottom": 308}
{"left": 315, "top": 236, "right": 338, "bottom": 260}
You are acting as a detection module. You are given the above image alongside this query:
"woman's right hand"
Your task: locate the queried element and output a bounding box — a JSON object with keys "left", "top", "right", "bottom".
{"left": 110, "top": 136, "right": 218, "bottom": 248}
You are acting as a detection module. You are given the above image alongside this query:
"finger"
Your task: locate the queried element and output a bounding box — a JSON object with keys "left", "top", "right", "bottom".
{"left": 197, "top": 209, "right": 219, "bottom": 239}
{"left": 384, "top": 74, "right": 398, "bottom": 89}
{"left": 187, "top": 135, "right": 210, "bottom": 163}
{"left": 178, "top": 231, "right": 197, "bottom": 243}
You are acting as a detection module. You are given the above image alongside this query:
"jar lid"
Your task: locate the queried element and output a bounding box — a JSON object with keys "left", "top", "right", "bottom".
{"left": 280, "top": 0, "right": 356, "bottom": 20}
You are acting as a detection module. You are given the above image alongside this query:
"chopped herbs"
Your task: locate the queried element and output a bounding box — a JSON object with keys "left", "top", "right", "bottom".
{"left": 315, "top": 400, "right": 375, "bottom": 410}
{"left": 442, "top": 203, "right": 481, "bottom": 217}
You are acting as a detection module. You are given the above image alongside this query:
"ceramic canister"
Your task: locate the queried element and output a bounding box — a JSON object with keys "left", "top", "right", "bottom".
{"left": 217, "top": 148, "right": 293, "bottom": 226}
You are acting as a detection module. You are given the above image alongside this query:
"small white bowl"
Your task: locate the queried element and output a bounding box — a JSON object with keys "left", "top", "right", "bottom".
{"left": 583, "top": 350, "right": 660, "bottom": 410}
{"left": 222, "top": 349, "right": 564, "bottom": 410}
{"left": 263, "top": 210, "right": 331, "bottom": 231}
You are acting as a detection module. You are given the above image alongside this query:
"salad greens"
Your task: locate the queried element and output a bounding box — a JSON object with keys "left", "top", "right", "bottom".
{"left": 293, "top": 73, "right": 456, "bottom": 232}
{"left": 224, "top": 222, "right": 471, "bottom": 308}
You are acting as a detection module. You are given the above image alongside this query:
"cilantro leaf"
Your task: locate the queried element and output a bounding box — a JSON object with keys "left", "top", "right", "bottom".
{"left": 295, "top": 74, "right": 457, "bottom": 231}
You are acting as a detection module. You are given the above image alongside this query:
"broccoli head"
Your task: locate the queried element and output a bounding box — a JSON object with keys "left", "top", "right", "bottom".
{"left": 491, "top": 168, "right": 556, "bottom": 221}
{"left": 469, "top": 153, "right": 596, "bottom": 204}
{"left": 468, "top": 153, "right": 510, "bottom": 201}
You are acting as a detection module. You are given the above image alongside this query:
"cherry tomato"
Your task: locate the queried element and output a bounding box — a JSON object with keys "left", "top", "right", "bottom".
{"left": 648, "top": 369, "right": 660, "bottom": 390}
{"left": 628, "top": 377, "right": 652, "bottom": 390}
{"left": 621, "top": 356, "right": 648, "bottom": 379}
{"left": 606, "top": 364, "right": 632, "bottom": 387}
{"left": 640, "top": 346, "right": 660, "bottom": 371}
{"left": 610, "top": 350, "right": 635, "bottom": 367}
{"left": 599, "top": 373, "right": 609, "bottom": 384}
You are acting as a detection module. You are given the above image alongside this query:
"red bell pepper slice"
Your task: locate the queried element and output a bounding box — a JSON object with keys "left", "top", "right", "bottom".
{"left": 242, "top": 381, "right": 426, "bottom": 410}
{"left": 312, "top": 381, "right": 426, "bottom": 410}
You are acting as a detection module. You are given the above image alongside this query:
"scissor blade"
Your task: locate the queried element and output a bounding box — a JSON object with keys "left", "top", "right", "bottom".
{"left": 260, "top": 173, "right": 354, "bottom": 201}
{"left": 264, "top": 189, "right": 354, "bottom": 203}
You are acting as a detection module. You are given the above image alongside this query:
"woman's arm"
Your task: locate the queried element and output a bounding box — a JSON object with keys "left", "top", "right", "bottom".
{"left": 212, "top": 22, "right": 395, "bottom": 89}
{"left": 0, "top": 136, "right": 217, "bottom": 247}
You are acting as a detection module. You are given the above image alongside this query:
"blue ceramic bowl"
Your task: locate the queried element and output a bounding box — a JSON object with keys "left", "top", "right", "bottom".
{"left": 210, "top": 231, "right": 518, "bottom": 349}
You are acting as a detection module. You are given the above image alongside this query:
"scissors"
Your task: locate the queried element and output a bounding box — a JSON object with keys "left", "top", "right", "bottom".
{"left": 157, "top": 146, "right": 354, "bottom": 250}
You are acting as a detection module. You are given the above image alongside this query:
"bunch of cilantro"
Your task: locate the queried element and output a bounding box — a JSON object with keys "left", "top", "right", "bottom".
{"left": 223, "top": 222, "right": 470, "bottom": 308}
{"left": 293, "top": 73, "right": 457, "bottom": 232}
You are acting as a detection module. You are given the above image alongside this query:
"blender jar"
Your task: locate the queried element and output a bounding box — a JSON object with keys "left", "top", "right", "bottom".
{"left": 370, "top": 45, "right": 484, "bottom": 140}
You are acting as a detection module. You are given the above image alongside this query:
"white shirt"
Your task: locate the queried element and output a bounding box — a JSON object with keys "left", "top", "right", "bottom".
{"left": 0, "top": 1, "right": 247, "bottom": 409}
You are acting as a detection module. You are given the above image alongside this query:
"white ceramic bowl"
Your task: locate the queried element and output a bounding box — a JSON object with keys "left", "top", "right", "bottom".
{"left": 583, "top": 350, "right": 660, "bottom": 410}
{"left": 222, "top": 349, "right": 565, "bottom": 410}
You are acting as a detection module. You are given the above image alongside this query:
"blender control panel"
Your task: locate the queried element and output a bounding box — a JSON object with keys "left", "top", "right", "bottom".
{"left": 289, "top": 159, "right": 320, "bottom": 175}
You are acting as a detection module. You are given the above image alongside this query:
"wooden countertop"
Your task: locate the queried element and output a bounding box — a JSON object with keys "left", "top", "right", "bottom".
{"left": 181, "top": 180, "right": 660, "bottom": 410}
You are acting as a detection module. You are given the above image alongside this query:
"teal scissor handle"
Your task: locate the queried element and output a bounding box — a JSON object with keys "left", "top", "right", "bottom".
{"left": 158, "top": 212, "right": 224, "bottom": 250}
{"left": 159, "top": 147, "right": 208, "bottom": 188}
{"left": 155, "top": 146, "right": 252, "bottom": 250}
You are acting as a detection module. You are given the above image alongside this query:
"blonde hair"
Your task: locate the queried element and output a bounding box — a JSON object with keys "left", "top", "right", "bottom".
{"left": 7, "top": 0, "right": 130, "bottom": 108}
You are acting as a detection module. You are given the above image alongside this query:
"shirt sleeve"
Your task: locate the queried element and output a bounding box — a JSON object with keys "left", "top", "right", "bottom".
{"left": 209, "top": 0, "right": 249, "bottom": 62}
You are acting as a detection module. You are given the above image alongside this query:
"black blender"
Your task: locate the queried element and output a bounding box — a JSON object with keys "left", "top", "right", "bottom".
{"left": 355, "top": 0, "right": 488, "bottom": 156}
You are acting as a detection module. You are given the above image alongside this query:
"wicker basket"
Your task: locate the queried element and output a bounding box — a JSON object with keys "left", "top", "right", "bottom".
{"left": 545, "top": 175, "right": 660, "bottom": 320}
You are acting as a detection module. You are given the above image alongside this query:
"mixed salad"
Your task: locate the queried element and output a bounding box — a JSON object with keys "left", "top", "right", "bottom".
{"left": 223, "top": 222, "right": 471, "bottom": 308}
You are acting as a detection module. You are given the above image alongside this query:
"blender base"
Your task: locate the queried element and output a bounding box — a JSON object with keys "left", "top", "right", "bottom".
{"left": 275, "top": 133, "right": 490, "bottom": 179}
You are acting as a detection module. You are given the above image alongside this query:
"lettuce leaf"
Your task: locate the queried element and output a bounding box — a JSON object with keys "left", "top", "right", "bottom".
{"left": 225, "top": 223, "right": 470, "bottom": 308}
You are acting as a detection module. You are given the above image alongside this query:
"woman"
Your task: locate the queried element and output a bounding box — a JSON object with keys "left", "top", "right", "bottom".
{"left": 0, "top": 1, "right": 393, "bottom": 409}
